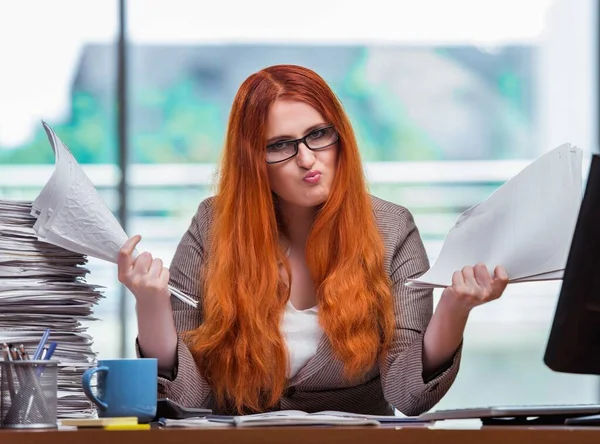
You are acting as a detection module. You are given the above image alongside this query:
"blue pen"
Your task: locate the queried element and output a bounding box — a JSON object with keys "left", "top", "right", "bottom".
{"left": 33, "top": 329, "right": 50, "bottom": 360}
{"left": 24, "top": 341, "right": 57, "bottom": 420}
{"left": 36, "top": 342, "right": 57, "bottom": 377}
{"left": 43, "top": 342, "right": 57, "bottom": 361}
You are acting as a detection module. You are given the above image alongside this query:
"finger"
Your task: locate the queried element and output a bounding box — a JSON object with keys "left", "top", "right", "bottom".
{"left": 461, "top": 266, "right": 478, "bottom": 294}
{"left": 451, "top": 270, "right": 464, "bottom": 289}
{"left": 117, "top": 235, "right": 142, "bottom": 271}
{"left": 158, "top": 267, "right": 170, "bottom": 288}
{"left": 494, "top": 265, "right": 509, "bottom": 281}
{"left": 473, "top": 263, "right": 493, "bottom": 296}
{"left": 133, "top": 251, "right": 153, "bottom": 274}
{"left": 148, "top": 258, "right": 163, "bottom": 278}
{"left": 159, "top": 266, "right": 170, "bottom": 279}
{"left": 491, "top": 265, "right": 509, "bottom": 298}
{"left": 117, "top": 234, "right": 142, "bottom": 265}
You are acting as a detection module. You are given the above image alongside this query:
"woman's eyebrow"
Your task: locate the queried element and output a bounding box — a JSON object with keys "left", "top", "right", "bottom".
{"left": 266, "top": 123, "right": 329, "bottom": 145}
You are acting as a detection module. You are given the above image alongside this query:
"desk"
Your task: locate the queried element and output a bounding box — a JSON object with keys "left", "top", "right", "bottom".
{"left": 1, "top": 426, "right": 600, "bottom": 444}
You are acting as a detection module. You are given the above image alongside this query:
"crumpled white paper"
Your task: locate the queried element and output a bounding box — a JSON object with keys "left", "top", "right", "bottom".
{"left": 31, "top": 121, "right": 197, "bottom": 307}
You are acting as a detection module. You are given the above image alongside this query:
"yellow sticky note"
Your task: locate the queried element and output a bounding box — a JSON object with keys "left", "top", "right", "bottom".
{"left": 103, "top": 424, "right": 151, "bottom": 431}
{"left": 61, "top": 417, "right": 138, "bottom": 427}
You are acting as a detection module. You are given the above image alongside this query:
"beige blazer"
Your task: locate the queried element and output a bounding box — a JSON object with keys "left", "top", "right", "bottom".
{"left": 138, "top": 195, "right": 461, "bottom": 416}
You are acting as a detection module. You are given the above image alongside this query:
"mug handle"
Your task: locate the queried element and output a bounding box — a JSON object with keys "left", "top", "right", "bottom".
{"left": 82, "top": 366, "right": 109, "bottom": 411}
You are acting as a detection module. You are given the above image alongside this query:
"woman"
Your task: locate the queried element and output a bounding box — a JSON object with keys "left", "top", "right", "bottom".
{"left": 118, "top": 65, "right": 508, "bottom": 416}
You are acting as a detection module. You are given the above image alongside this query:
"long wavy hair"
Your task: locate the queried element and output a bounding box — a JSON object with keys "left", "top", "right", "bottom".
{"left": 184, "top": 65, "right": 395, "bottom": 413}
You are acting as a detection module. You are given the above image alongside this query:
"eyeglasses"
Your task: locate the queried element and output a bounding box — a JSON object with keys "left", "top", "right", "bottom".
{"left": 266, "top": 125, "right": 339, "bottom": 164}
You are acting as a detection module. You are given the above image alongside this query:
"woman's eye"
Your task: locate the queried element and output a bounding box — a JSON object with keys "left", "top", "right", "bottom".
{"left": 269, "top": 141, "right": 293, "bottom": 151}
{"left": 307, "top": 129, "right": 325, "bottom": 139}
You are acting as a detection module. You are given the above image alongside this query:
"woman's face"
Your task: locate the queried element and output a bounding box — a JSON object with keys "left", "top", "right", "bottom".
{"left": 265, "top": 99, "right": 338, "bottom": 209}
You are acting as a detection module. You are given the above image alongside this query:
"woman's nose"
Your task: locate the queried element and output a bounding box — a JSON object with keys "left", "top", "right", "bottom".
{"left": 296, "top": 142, "right": 316, "bottom": 168}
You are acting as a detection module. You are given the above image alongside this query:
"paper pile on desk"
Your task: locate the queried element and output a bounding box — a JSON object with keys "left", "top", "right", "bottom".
{"left": 0, "top": 199, "right": 102, "bottom": 418}
{"left": 29, "top": 122, "right": 196, "bottom": 307}
{"left": 406, "top": 143, "right": 583, "bottom": 288}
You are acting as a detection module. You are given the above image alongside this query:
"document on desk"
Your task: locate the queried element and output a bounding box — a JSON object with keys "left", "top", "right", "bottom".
{"left": 29, "top": 122, "right": 196, "bottom": 308}
{"left": 159, "top": 410, "right": 427, "bottom": 427}
{"left": 406, "top": 143, "right": 583, "bottom": 288}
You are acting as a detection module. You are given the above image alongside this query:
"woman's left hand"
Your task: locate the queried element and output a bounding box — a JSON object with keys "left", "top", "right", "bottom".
{"left": 442, "top": 263, "right": 509, "bottom": 313}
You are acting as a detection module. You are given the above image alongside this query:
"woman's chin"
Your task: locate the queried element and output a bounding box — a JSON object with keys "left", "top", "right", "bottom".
{"left": 282, "top": 193, "right": 327, "bottom": 209}
{"left": 299, "top": 191, "right": 330, "bottom": 208}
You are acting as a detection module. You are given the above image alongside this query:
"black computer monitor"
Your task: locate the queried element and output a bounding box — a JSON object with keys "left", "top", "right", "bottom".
{"left": 544, "top": 153, "right": 600, "bottom": 374}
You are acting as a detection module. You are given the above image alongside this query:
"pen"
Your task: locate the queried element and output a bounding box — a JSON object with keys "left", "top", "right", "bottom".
{"left": 168, "top": 285, "right": 198, "bottom": 308}
{"left": 13, "top": 343, "right": 53, "bottom": 422}
{"left": 19, "top": 344, "right": 28, "bottom": 360}
{"left": 9, "top": 344, "right": 24, "bottom": 385}
{"left": 29, "top": 341, "right": 58, "bottom": 419}
{"left": 36, "top": 342, "right": 57, "bottom": 377}
{"left": 1, "top": 343, "right": 16, "bottom": 399}
{"left": 3, "top": 344, "right": 30, "bottom": 425}
{"left": 20, "top": 343, "right": 38, "bottom": 420}
{"left": 33, "top": 329, "right": 51, "bottom": 360}
{"left": 44, "top": 342, "right": 57, "bottom": 360}
{"left": 18, "top": 343, "right": 37, "bottom": 383}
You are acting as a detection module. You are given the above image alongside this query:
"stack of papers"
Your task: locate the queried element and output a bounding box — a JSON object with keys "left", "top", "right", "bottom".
{"left": 406, "top": 143, "right": 583, "bottom": 288}
{"left": 0, "top": 121, "right": 194, "bottom": 419}
{"left": 0, "top": 199, "right": 103, "bottom": 418}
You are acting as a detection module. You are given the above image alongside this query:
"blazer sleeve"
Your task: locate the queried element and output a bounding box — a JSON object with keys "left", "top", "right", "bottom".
{"left": 135, "top": 199, "right": 213, "bottom": 408}
{"left": 380, "top": 208, "right": 462, "bottom": 416}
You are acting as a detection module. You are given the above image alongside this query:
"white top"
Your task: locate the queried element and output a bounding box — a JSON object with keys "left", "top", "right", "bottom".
{"left": 281, "top": 301, "right": 323, "bottom": 378}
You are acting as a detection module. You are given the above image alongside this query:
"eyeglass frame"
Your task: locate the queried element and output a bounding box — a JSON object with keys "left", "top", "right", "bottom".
{"left": 265, "top": 125, "right": 339, "bottom": 164}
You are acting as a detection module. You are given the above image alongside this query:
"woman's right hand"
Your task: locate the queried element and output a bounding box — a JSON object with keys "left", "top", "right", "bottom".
{"left": 117, "top": 235, "right": 171, "bottom": 305}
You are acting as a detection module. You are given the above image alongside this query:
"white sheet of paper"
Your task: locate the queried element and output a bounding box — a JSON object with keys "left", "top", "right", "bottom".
{"left": 30, "top": 122, "right": 197, "bottom": 307}
{"left": 510, "top": 269, "right": 564, "bottom": 283}
{"left": 406, "top": 144, "right": 582, "bottom": 288}
{"left": 32, "top": 122, "right": 130, "bottom": 263}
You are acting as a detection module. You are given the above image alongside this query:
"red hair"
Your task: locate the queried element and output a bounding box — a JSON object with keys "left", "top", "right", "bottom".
{"left": 184, "top": 65, "right": 394, "bottom": 413}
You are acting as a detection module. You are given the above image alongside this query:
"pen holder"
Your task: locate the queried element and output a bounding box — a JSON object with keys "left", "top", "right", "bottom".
{"left": 0, "top": 360, "right": 58, "bottom": 429}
